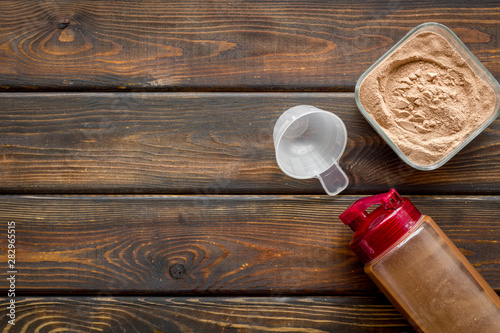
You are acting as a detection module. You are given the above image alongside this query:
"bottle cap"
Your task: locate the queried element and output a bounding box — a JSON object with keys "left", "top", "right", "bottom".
{"left": 339, "top": 189, "right": 422, "bottom": 263}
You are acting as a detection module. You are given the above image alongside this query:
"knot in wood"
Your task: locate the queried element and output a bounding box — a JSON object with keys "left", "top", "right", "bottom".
{"left": 169, "top": 263, "right": 186, "bottom": 280}
{"left": 57, "top": 19, "right": 70, "bottom": 29}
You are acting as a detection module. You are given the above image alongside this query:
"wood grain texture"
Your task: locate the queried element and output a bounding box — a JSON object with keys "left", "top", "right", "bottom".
{"left": 0, "top": 0, "right": 498, "bottom": 91}
{"left": 0, "top": 195, "right": 498, "bottom": 294}
{"left": 1, "top": 93, "right": 500, "bottom": 195}
{"left": 0, "top": 296, "right": 415, "bottom": 332}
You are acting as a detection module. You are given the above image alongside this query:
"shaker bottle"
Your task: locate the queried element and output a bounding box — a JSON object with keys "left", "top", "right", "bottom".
{"left": 339, "top": 189, "right": 500, "bottom": 333}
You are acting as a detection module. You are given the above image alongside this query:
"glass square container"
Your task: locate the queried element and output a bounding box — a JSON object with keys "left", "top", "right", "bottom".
{"left": 355, "top": 22, "right": 500, "bottom": 170}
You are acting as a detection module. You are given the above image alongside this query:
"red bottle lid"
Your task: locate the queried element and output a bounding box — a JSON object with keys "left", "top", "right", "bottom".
{"left": 339, "top": 189, "right": 422, "bottom": 264}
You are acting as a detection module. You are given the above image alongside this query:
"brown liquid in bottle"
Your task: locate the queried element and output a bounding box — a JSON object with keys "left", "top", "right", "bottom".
{"left": 365, "top": 215, "right": 500, "bottom": 333}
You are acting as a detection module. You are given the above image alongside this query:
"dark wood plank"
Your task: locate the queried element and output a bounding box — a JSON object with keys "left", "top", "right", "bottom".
{"left": 0, "top": 1, "right": 498, "bottom": 91}
{"left": 0, "top": 296, "right": 415, "bottom": 332}
{"left": 1, "top": 93, "right": 499, "bottom": 195}
{"left": 0, "top": 195, "right": 498, "bottom": 294}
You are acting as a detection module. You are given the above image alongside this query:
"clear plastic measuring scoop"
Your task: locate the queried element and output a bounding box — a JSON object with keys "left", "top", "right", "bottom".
{"left": 273, "top": 105, "right": 349, "bottom": 196}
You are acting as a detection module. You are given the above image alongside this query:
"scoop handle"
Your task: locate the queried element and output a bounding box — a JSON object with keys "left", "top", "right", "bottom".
{"left": 318, "top": 163, "right": 349, "bottom": 196}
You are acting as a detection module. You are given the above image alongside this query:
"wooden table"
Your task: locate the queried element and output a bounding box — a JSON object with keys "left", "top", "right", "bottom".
{"left": 1, "top": 1, "right": 499, "bottom": 332}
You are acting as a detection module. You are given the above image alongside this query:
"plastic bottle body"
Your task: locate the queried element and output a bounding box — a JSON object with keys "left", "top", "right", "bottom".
{"left": 365, "top": 215, "right": 500, "bottom": 333}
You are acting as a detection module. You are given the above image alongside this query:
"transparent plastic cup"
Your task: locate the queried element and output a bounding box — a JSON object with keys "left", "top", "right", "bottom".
{"left": 273, "top": 105, "right": 349, "bottom": 196}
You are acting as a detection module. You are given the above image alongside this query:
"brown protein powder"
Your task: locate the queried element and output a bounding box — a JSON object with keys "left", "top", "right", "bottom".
{"left": 358, "top": 29, "right": 497, "bottom": 168}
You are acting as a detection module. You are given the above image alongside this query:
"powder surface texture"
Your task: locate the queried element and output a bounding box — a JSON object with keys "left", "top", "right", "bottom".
{"left": 359, "top": 31, "right": 497, "bottom": 167}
